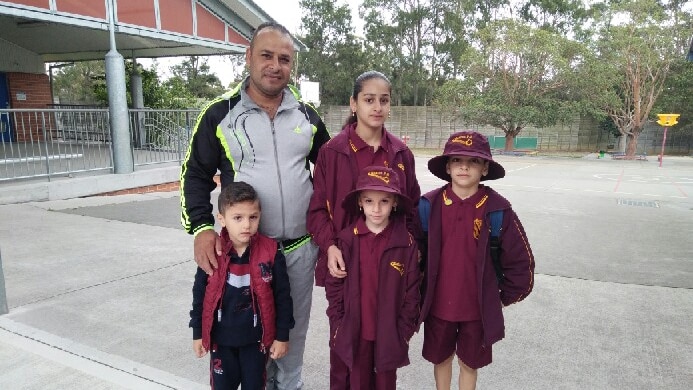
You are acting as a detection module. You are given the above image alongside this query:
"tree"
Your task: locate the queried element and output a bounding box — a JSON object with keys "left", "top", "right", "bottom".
{"left": 169, "top": 56, "right": 225, "bottom": 99}
{"left": 52, "top": 61, "right": 105, "bottom": 105}
{"left": 361, "top": 0, "right": 435, "bottom": 105}
{"left": 298, "top": 0, "right": 366, "bottom": 106}
{"left": 518, "top": 0, "right": 590, "bottom": 37}
{"left": 434, "top": 19, "right": 585, "bottom": 150}
{"left": 579, "top": 0, "right": 687, "bottom": 157}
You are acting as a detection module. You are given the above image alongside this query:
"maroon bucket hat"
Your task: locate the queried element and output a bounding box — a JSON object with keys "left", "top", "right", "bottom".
{"left": 428, "top": 131, "right": 505, "bottom": 182}
{"left": 342, "top": 166, "right": 413, "bottom": 215}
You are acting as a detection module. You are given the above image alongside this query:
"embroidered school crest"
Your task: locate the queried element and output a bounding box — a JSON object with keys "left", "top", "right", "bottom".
{"left": 367, "top": 170, "right": 390, "bottom": 184}
{"left": 390, "top": 261, "right": 404, "bottom": 276}
{"left": 473, "top": 218, "right": 482, "bottom": 239}
{"left": 451, "top": 134, "right": 473, "bottom": 146}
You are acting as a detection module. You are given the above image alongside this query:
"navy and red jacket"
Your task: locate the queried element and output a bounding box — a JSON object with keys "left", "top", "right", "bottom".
{"left": 190, "top": 229, "right": 294, "bottom": 351}
{"left": 325, "top": 216, "right": 421, "bottom": 372}
{"left": 419, "top": 185, "right": 535, "bottom": 347}
{"left": 308, "top": 122, "right": 422, "bottom": 287}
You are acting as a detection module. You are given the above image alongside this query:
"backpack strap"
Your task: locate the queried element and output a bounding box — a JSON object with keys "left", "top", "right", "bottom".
{"left": 489, "top": 210, "right": 504, "bottom": 283}
{"left": 418, "top": 197, "right": 431, "bottom": 233}
{"left": 417, "top": 197, "right": 431, "bottom": 272}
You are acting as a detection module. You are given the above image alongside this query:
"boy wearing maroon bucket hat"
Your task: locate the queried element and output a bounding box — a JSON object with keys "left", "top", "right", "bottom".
{"left": 418, "top": 131, "right": 535, "bottom": 390}
{"left": 325, "top": 166, "right": 421, "bottom": 390}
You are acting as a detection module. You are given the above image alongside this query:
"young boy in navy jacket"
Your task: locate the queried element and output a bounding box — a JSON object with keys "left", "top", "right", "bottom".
{"left": 190, "top": 182, "right": 294, "bottom": 389}
{"left": 325, "top": 166, "right": 421, "bottom": 390}
{"left": 419, "top": 131, "right": 535, "bottom": 390}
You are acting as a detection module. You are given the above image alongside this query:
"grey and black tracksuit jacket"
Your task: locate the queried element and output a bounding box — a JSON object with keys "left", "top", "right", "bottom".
{"left": 180, "top": 79, "right": 330, "bottom": 242}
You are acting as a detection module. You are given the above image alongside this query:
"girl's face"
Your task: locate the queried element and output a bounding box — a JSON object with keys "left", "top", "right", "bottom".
{"left": 350, "top": 78, "right": 391, "bottom": 132}
{"left": 446, "top": 156, "right": 489, "bottom": 192}
{"left": 358, "top": 190, "right": 397, "bottom": 233}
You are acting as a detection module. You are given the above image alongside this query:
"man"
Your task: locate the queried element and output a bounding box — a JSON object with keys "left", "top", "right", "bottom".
{"left": 180, "top": 22, "right": 330, "bottom": 390}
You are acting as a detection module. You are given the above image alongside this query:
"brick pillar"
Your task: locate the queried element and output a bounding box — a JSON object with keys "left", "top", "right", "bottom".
{"left": 6, "top": 72, "right": 53, "bottom": 142}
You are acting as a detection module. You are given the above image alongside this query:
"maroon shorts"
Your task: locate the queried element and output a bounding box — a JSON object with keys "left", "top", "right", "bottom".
{"left": 422, "top": 316, "right": 492, "bottom": 369}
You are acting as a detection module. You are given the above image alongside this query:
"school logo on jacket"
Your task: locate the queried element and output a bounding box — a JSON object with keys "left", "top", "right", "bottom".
{"left": 390, "top": 261, "right": 404, "bottom": 276}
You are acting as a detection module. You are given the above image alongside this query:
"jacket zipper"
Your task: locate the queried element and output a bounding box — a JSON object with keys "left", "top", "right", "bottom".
{"left": 269, "top": 118, "right": 286, "bottom": 238}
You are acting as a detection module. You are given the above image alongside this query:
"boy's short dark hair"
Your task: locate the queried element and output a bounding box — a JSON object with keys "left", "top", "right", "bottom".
{"left": 218, "top": 181, "right": 260, "bottom": 214}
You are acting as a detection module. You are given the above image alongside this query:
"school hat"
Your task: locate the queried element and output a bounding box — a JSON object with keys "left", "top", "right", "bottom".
{"left": 427, "top": 131, "right": 505, "bottom": 181}
{"left": 342, "top": 166, "right": 413, "bottom": 215}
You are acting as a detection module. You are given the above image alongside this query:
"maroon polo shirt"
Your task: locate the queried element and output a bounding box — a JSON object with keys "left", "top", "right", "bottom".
{"left": 431, "top": 185, "right": 489, "bottom": 322}
{"left": 355, "top": 217, "right": 392, "bottom": 341}
{"left": 348, "top": 126, "right": 390, "bottom": 171}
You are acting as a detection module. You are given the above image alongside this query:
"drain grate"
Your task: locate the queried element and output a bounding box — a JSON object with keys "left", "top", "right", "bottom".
{"left": 617, "top": 199, "right": 660, "bottom": 208}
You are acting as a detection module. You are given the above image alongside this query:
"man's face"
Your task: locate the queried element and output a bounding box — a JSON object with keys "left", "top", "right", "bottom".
{"left": 245, "top": 29, "right": 294, "bottom": 99}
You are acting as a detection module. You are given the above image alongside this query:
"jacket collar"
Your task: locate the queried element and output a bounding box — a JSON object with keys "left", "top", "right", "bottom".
{"left": 224, "top": 77, "right": 301, "bottom": 113}
{"left": 326, "top": 122, "right": 409, "bottom": 155}
{"left": 424, "top": 185, "right": 511, "bottom": 213}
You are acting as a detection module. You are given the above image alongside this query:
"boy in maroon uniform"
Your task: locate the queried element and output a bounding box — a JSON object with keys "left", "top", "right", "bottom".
{"left": 419, "top": 131, "right": 535, "bottom": 390}
{"left": 325, "top": 166, "right": 421, "bottom": 390}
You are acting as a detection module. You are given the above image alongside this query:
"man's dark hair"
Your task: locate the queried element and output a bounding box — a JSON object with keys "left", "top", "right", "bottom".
{"left": 250, "top": 22, "right": 292, "bottom": 49}
{"left": 218, "top": 181, "right": 260, "bottom": 214}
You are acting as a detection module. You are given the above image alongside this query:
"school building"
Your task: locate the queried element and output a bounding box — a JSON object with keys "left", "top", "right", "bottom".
{"left": 0, "top": 0, "right": 304, "bottom": 171}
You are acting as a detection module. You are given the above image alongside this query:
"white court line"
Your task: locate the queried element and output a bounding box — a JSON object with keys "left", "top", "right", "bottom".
{"left": 493, "top": 183, "right": 687, "bottom": 199}
{"left": 505, "top": 164, "right": 536, "bottom": 172}
{"left": 0, "top": 318, "right": 205, "bottom": 390}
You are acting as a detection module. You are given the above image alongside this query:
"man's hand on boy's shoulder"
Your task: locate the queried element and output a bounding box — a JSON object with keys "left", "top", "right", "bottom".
{"left": 269, "top": 340, "right": 289, "bottom": 360}
{"left": 192, "top": 339, "right": 207, "bottom": 358}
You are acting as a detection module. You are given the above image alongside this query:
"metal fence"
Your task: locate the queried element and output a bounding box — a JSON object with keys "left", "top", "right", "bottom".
{"left": 129, "top": 109, "right": 197, "bottom": 166}
{"left": 2, "top": 106, "right": 690, "bottom": 183}
{"left": 0, "top": 108, "right": 200, "bottom": 182}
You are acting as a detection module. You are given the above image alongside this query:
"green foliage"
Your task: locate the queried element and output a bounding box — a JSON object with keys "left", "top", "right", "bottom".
{"left": 169, "top": 56, "right": 225, "bottom": 99}
{"left": 577, "top": 0, "right": 690, "bottom": 155}
{"left": 653, "top": 58, "right": 693, "bottom": 133}
{"left": 298, "top": 0, "right": 367, "bottom": 106}
{"left": 434, "top": 19, "right": 585, "bottom": 148}
{"left": 52, "top": 59, "right": 206, "bottom": 109}
{"left": 52, "top": 61, "right": 105, "bottom": 105}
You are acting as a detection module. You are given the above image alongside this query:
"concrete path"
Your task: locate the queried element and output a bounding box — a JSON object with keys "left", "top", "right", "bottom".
{"left": 0, "top": 154, "right": 691, "bottom": 389}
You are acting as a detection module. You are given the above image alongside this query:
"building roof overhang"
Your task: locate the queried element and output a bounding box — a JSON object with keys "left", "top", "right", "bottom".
{"left": 0, "top": 0, "right": 306, "bottom": 62}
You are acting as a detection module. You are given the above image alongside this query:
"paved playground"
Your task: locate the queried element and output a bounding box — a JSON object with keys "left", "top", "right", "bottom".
{"left": 0, "top": 153, "right": 691, "bottom": 389}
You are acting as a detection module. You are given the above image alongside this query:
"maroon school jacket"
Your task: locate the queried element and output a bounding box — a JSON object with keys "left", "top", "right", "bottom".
{"left": 419, "top": 186, "right": 535, "bottom": 346}
{"left": 325, "top": 216, "right": 421, "bottom": 372}
{"left": 308, "top": 122, "right": 422, "bottom": 287}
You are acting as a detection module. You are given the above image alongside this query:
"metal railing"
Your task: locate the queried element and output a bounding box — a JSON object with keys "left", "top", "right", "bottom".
{"left": 0, "top": 108, "right": 200, "bottom": 182}
{"left": 129, "top": 109, "right": 197, "bottom": 166}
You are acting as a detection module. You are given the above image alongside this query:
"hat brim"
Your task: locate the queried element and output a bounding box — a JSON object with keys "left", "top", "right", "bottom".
{"left": 428, "top": 154, "right": 505, "bottom": 182}
{"left": 342, "top": 186, "right": 413, "bottom": 216}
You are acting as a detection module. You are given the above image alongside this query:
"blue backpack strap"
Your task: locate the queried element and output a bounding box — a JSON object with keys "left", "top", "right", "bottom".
{"left": 489, "top": 210, "right": 504, "bottom": 283}
{"left": 418, "top": 197, "right": 431, "bottom": 233}
{"left": 489, "top": 210, "right": 503, "bottom": 239}
{"left": 417, "top": 197, "right": 431, "bottom": 273}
